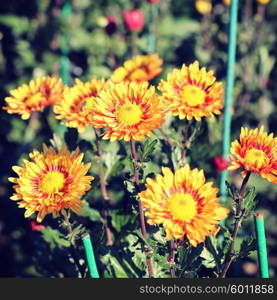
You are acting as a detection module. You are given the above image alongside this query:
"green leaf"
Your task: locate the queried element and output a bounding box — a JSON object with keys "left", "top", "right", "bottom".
{"left": 81, "top": 200, "right": 103, "bottom": 222}
{"left": 225, "top": 181, "right": 236, "bottom": 199}
{"left": 141, "top": 139, "right": 158, "bottom": 162}
{"left": 239, "top": 237, "right": 256, "bottom": 259}
{"left": 243, "top": 187, "right": 257, "bottom": 217}
{"left": 123, "top": 180, "right": 136, "bottom": 194}
{"left": 205, "top": 236, "right": 222, "bottom": 273}
{"left": 200, "top": 247, "right": 216, "bottom": 269}
{"left": 41, "top": 227, "right": 70, "bottom": 249}
{"left": 102, "top": 254, "right": 130, "bottom": 278}
{"left": 142, "top": 162, "right": 161, "bottom": 180}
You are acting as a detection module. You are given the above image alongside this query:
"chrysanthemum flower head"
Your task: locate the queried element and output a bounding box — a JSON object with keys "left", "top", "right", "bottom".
{"left": 257, "top": 0, "right": 270, "bottom": 5}
{"left": 54, "top": 78, "right": 107, "bottom": 133}
{"left": 158, "top": 61, "right": 224, "bottom": 121}
{"left": 90, "top": 81, "right": 165, "bottom": 142}
{"left": 139, "top": 165, "right": 228, "bottom": 246}
{"left": 3, "top": 76, "right": 65, "bottom": 120}
{"left": 229, "top": 126, "right": 277, "bottom": 184}
{"left": 110, "top": 54, "right": 163, "bottom": 83}
{"left": 195, "top": 0, "right": 212, "bottom": 15}
{"left": 9, "top": 145, "right": 94, "bottom": 222}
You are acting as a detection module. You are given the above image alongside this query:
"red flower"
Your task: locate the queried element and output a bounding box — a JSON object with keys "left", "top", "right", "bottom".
{"left": 213, "top": 156, "right": 228, "bottom": 171}
{"left": 105, "top": 15, "right": 118, "bottom": 35}
{"left": 148, "top": 0, "right": 160, "bottom": 3}
{"left": 30, "top": 220, "right": 45, "bottom": 232}
{"left": 123, "top": 9, "right": 144, "bottom": 32}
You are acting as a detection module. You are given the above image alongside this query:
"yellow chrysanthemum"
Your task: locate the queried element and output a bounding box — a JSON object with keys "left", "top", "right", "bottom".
{"left": 139, "top": 165, "right": 228, "bottom": 247}
{"left": 223, "top": 0, "right": 231, "bottom": 5}
{"left": 9, "top": 145, "right": 94, "bottom": 222}
{"left": 54, "top": 78, "right": 107, "bottom": 133}
{"left": 158, "top": 61, "right": 224, "bottom": 121}
{"left": 229, "top": 127, "right": 277, "bottom": 185}
{"left": 3, "top": 76, "right": 65, "bottom": 120}
{"left": 257, "top": 0, "right": 270, "bottom": 5}
{"left": 110, "top": 54, "right": 163, "bottom": 83}
{"left": 195, "top": 0, "right": 212, "bottom": 14}
{"left": 90, "top": 81, "right": 165, "bottom": 141}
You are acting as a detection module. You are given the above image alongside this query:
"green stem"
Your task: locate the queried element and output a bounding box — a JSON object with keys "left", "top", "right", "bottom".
{"left": 219, "top": 172, "right": 251, "bottom": 278}
{"left": 94, "top": 129, "right": 114, "bottom": 246}
{"left": 131, "top": 31, "right": 138, "bottom": 57}
{"left": 219, "top": 0, "right": 239, "bottom": 204}
{"left": 63, "top": 212, "right": 85, "bottom": 278}
{"left": 130, "top": 139, "right": 154, "bottom": 278}
{"left": 254, "top": 213, "right": 269, "bottom": 278}
{"left": 82, "top": 234, "right": 100, "bottom": 278}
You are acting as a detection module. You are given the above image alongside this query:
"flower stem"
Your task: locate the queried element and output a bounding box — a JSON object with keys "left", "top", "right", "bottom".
{"left": 219, "top": 171, "right": 251, "bottom": 278}
{"left": 168, "top": 239, "right": 177, "bottom": 278}
{"left": 131, "top": 31, "right": 138, "bottom": 57}
{"left": 94, "top": 129, "right": 113, "bottom": 246}
{"left": 130, "top": 139, "right": 154, "bottom": 278}
{"left": 63, "top": 212, "right": 85, "bottom": 278}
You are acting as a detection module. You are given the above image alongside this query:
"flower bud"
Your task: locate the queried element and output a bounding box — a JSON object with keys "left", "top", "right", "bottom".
{"left": 123, "top": 9, "right": 144, "bottom": 32}
{"left": 213, "top": 156, "right": 228, "bottom": 171}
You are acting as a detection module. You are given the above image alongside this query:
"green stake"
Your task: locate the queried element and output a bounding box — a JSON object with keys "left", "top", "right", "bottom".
{"left": 60, "top": 0, "right": 72, "bottom": 84}
{"left": 147, "top": 2, "right": 159, "bottom": 54}
{"left": 82, "top": 234, "right": 100, "bottom": 278}
{"left": 220, "top": 0, "right": 239, "bottom": 203}
{"left": 254, "top": 213, "right": 269, "bottom": 278}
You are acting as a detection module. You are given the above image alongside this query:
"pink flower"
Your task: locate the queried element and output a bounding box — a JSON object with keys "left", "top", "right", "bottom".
{"left": 123, "top": 9, "right": 144, "bottom": 32}
{"left": 148, "top": 0, "right": 160, "bottom": 3}
{"left": 213, "top": 156, "right": 228, "bottom": 171}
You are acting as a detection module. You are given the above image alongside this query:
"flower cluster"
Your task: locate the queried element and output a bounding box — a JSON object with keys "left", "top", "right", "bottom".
{"left": 4, "top": 54, "right": 276, "bottom": 248}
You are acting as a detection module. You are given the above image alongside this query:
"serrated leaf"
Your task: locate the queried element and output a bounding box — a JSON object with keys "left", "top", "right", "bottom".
{"left": 82, "top": 200, "right": 103, "bottom": 222}
{"left": 200, "top": 247, "right": 216, "bottom": 269}
{"left": 141, "top": 139, "right": 158, "bottom": 162}
{"left": 41, "top": 227, "right": 70, "bottom": 249}
{"left": 123, "top": 180, "right": 136, "bottom": 194}
{"left": 243, "top": 187, "right": 257, "bottom": 217}
{"left": 205, "top": 236, "right": 222, "bottom": 273}
{"left": 239, "top": 237, "right": 256, "bottom": 258}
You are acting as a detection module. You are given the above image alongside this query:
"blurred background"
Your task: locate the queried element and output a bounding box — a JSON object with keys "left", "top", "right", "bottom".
{"left": 0, "top": 0, "right": 276, "bottom": 277}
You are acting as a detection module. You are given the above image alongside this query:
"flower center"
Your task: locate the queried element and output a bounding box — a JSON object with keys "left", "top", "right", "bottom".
{"left": 244, "top": 149, "right": 269, "bottom": 168}
{"left": 180, "top": 85, "right": 206, "bottom": 107}
{"left": 26, "top": 93, "right": 44, "bottom": 106}
{"left": 40, "top": 171, "right": 65, "bottom": 194}
{"left": 116, "top": 103, "right": 143, "bottom": 126}
{"left": 168, "top": 192, "right": 197, "bottom": 222}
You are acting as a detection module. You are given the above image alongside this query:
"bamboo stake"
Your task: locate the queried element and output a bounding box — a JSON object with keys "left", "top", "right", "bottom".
{"left": 219, "top": 0, "right": 239, "bottom": 203}
{"left": 82, "top": 234, "right": 100, "bottom": 278}
{"left": 254, "top": 213, "right": 269, "bottom": 278}
{"left": 60, "top": 0, "right": 72, "bottom": 84}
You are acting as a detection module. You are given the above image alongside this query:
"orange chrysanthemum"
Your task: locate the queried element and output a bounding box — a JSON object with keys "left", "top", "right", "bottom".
{"left": 90, "top": 81, "right": 165, "bottom": 141}
{"left": 9, "top": 145, "right": 94, "bottom": 222}
{"left": 3, "top": 76, "right": 65, "bottom": 120}
{"left": 229, "top": 126, "right": 277, "bottom": 184}
{"left": 110, "top": 54, "right": 163, "bottom": 83}
{"left": 158, "top": 61, "right": 224, "bottom": 121}
{"left": 139, "top": 165, "right": 228, "bottom": 247}
{"left": 195, "top": 0, "right": 212, "bottom": 14}
{"left": 54, "top": 78, "right": 107, "bottom": 133}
